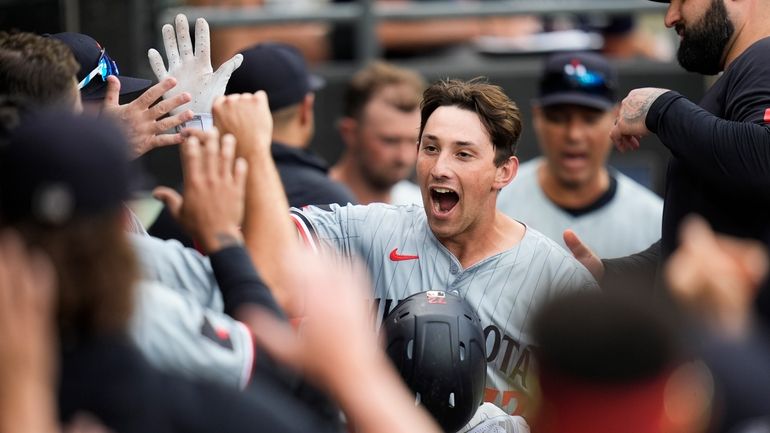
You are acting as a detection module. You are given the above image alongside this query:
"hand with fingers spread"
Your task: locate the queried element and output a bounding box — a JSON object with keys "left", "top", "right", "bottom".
{"left": 148, "top": 14, "right": 243, "bottom": 115}
{"left": 153, "top": 128, "right": 248, "bottom": 254}
{"left": 0, "top": 231, "right": 58, "bottom": 433}
{"left": 610, "top": 87, "right": 669, "bottom": 152}
{"left": 101, "top": 75, "right": 195, "bottom": 159}
{"left": 213, "top": 91, "right": 273, "bottom": 158}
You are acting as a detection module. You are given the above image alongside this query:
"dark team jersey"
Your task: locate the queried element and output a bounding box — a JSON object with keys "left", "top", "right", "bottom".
{"left": 645, "top": 36, "right": 770, "bottom": 259}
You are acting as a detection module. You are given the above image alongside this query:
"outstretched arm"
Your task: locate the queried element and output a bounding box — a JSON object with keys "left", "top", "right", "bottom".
{"left": 212, "top": 92, "right": 301, "bottom": 314}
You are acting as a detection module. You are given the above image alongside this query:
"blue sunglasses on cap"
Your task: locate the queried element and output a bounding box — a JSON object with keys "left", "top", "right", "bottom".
{"left": 77, "top": 48, "right": 119, "bottom": 90}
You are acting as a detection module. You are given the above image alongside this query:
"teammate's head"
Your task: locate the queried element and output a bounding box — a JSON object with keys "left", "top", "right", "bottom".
{"left": 49, "top": 32, "right": 152, "bottom": 111}
{"left": 383, "top": 290, "right": 486, "bottom": 432}
{"left": 533, "top": 52, "right": 619, "bottom": 190}
{"left": 226, "top": 42, "right": 324, "bottom": 146}
{"left": 0, "top": 31, "right": 81, "bottom": 112}
{"left": 338, "top": 62, "right": 426, "bottom": 192}
{"left": 662, "top": 0, "right": 735, "bottom": 75}
{"left": 0, "top": 109, "right": 137, "bottom": 341}
{"left": 531, "top": 291, "right": 697, "bottom": 433}
{"left": 416, "top": 78, "right": 520, "bottom": 241}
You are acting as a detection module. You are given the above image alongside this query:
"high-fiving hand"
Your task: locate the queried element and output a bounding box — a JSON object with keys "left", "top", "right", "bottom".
{"left": 101, "top": 75, "right": 194, "bottom": 159}
{"left": 148, "top": 14, "right": 243, "bottom": 115}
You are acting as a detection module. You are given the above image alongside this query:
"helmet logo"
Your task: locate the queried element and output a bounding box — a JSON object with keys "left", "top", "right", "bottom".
{"left": 426, "top": 290, "right": 447, "bottom": 304}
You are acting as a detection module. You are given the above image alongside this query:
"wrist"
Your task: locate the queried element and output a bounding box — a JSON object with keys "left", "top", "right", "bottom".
{"left": 176, "top": 113, "right": 213, "bottom": 132}
{"left": 199, "top": 227, "right": 243, "bottom": 253}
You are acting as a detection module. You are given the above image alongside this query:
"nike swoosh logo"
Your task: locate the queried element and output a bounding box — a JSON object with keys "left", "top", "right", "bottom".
{"left": 389, "top": 248, "right": 419, "bottom": 261}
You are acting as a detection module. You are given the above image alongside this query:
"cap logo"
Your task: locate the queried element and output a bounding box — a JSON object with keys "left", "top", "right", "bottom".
{"left": 33, "top": 183, "right": 74, "bottom": 224}
{"left": 564, "top": 60, "right": 605, "bottom": 88}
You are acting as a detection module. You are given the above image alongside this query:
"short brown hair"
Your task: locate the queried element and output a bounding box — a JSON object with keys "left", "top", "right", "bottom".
{"left": 419, "top": 78, "right": 521, "bottom": 167}
{"left": 15, "top": 212, "right": 138, "bottom": 341}
{"left": 0, "top": 32, "right": 79, "bottom": 108}
{"left": 343, "top": 61, "right": 426, "bottom": 119}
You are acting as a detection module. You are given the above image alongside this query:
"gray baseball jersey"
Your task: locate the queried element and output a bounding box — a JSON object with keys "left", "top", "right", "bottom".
{"left": 498, "top": 158, "right": 662, "bottom": 259}
{"left": 129, "top": 234, "right": 253, "bottom": 389}
{"left": 291, "top": 203, "right": 598, "bottom": 415}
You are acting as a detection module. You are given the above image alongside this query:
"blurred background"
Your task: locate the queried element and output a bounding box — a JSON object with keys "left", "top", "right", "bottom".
{"left": 0, "top": 0, "right": 706, "bottom": 196}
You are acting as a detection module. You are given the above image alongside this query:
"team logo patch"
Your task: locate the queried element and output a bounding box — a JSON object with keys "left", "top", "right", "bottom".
{"left": 764, "top": 108, "right": 770, "bottom": 124}
{"left": 389, "top": 248, "right": 419, "bottom": 261}
{"left": 200, "top": 316, "right": 234, "bottom": 350}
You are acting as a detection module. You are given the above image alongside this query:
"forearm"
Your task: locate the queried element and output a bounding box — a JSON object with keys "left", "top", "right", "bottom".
{"left": 242, "top": 146, "right": 299, "bottom": 312}
{"left": 647, "top": 92, "right": 770, "bottom": 189}
{"left": 0, "top": 379, "right": 57, "bottom": 433}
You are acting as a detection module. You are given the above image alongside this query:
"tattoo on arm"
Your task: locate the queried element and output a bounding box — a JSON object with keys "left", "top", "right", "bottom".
{"left": 215, "top": 232, "right": 244, "bottom": 249}
{"left": 623, "top": 93, "right": 660, "bottom": 123}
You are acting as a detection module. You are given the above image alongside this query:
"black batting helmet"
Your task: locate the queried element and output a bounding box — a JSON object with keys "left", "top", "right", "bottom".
{"left": 383, "top": 290, "right": 486, "bottom": 432}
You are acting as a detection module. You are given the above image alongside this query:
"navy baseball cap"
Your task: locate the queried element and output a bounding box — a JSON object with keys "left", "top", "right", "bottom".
{"left": 536, "top": 51, "right": 618, "bottom": 111}
{"left": 225, "top": 42, "right": 324, "bottom": 112}
{"left": 0, "top": 109, "right": 134, "bottom": 225}
{"left": 48, "top": 32, "right": 152, "bottom": 101}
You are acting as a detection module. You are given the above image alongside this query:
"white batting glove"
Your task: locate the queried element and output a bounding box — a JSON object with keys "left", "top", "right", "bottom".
{"left": 148, "top": 14, "right": 243, "bottom": 116}
{"left": 458, "top": 403, "right": 530, "bottom": 433}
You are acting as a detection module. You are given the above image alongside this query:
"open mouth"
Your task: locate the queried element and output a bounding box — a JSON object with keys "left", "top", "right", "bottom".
{"left": 430, "top": 187, "right": 459, "bottom": 215}
{"left": 561, "top": 152, "right": 589, "bottom": 169}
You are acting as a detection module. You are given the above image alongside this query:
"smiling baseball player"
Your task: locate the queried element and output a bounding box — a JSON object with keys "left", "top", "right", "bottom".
{"left": 215, "top": 79, "right": 598, "bottom": 416}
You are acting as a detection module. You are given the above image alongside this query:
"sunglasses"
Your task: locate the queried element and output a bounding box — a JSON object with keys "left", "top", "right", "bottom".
{"left": 77, "top": 48, "right": 119, "bottom": 90}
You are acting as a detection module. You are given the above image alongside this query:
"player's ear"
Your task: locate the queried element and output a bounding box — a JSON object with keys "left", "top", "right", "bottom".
{"left": 494, "top": 155, "right": 518, "bottom": 190}
{"left": 337, "top": 116, "right": 357, "bottom": 149}
{"left": 299, "top": 93, "right": 315, "bottom": 126}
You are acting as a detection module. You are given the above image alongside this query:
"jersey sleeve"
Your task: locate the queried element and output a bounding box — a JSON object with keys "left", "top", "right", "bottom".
{"left": 129, "top": 281, "right": 254, "bottom": 390}
{"left": 289, "top": 203, "right": 376, "bottom": 257}
{"left": 645, "top": 56, "right": 770, "bottom": 192}
{"left": 130, "top": 233, "right": 224, "bottom": 312}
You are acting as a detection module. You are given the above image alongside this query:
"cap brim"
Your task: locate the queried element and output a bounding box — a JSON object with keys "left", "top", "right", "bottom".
{"left": 648, "top": 0, "right": 670, "bottom": 3}
{"left": 81, "top": 75, "right": 153, "bottom": 100}
{"left": 536, "top": 93, "right": 615, "bottom": 111}
{"left": 309, "top": 74, "right": 326, "bottom": 92}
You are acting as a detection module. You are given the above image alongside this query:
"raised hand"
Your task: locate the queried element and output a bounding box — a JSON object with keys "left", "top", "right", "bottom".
{"left": 212, "top": 91, "right": 273, "bottom": 158}
{"left": 101, "top": 75, "right": 194, "bottom": 159}
{"left": 148, "top": 14, "right": 243, "bottom": 115}
{"left": 153, "top": 128, "right": 248, "bottom": 254}
{"left": 666, "top": 215, "right": 768, "bottom": 336}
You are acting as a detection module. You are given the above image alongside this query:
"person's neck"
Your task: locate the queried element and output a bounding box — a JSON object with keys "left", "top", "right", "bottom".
{"left": 272, "top": 128, "right": 307, "bottom": 149}
{"left": 330, "top": 156, "right": 392, "bottom": 205}
{"left": 723, "top": 9, "right": 770, "bottom": 69}
{"left": 538, "top": 162, "right": 610, "bottom": 210}
{"left": 437, "top": 208, "right": 525, "bottom": 269}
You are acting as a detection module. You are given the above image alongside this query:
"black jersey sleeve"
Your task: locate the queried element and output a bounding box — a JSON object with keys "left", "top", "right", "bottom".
{"left": 645, "top": 91, "right": 770, "bottom": 191}
{"left": 601, "top": 239, "right": 661, "bottom": 293}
